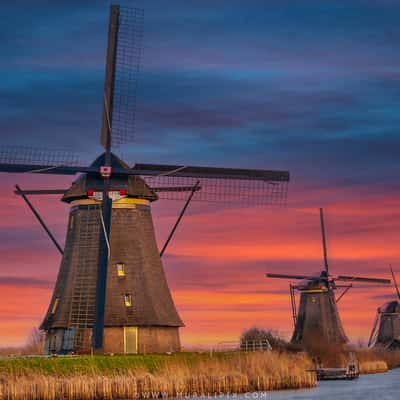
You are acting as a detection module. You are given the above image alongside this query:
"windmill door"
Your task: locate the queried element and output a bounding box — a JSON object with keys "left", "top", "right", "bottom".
{"left": 124, "top": 326, "right": 138, "bottom": 354}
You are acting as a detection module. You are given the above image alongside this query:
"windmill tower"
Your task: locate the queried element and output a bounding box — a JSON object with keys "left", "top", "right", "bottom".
{"left": 266, "top": 208, "right": 390, "bottom": 348}
{"left": 369, "top": 266, "right": 400, "bottom": 349}
{"left": 0, "top": 5, "right": 290, "bottom": 355}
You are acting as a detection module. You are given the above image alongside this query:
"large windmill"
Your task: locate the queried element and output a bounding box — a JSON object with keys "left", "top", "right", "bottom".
{"left": 0, "top": 5, "right": 290, "bottom": 355}
{"left": 266, "top": 208, "right": 390, "bottom": 348}
{"left": 368, "top": 266, "right": 400, "bottom": 349}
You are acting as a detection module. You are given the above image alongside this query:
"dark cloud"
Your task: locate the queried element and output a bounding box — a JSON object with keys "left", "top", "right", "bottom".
{"left": 1, "top": 0, "right": 399, "bottom": 190}
{"left": 369, "top": 293, "right": 398, "bottom": 302}
{"left": 0, "top": 276, "right": 53, "bottom": 289}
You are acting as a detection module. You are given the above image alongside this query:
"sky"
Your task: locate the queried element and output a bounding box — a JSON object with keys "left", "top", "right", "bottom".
{"left": 0, "top": 0, "right": 400, "bottom": 348}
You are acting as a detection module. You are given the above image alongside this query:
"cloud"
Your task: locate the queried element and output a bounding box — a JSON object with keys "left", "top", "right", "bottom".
{"left": 0, "top": 276, "right": 53, "bottom": 289}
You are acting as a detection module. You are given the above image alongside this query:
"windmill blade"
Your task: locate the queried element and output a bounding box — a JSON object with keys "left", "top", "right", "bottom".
{"left": 146, "top": 176, "right": 287, "bottom": 204}
{"left": 134, "top": 163, "right": 289, "bottom": 204}
{"left": 152, "top": 185, "right": 201, "bottom": 193}
{"left": 320, "top": 208, "right": 329, "bottom": 274}
{"left": 0, "top": 146, "right": 87, "bottom": 175}
{"left": 390, "top": 265, "right": 400, "bottom": 300}
{"left": 0, "top": 163, "right": 96, "bottom": 175}
{"left": 100, "top": 5, "right": 119, "bottom": 151}
{"left": 266, "top": 273, "right": 323, "bottom": 281}
{"left": 336, "top": 275, "right": 391, "bottom": 284}
{"left": 133, "top": 163, "right": 289, "bottom": 181}
{"left": 101, "top": 5, "right": 144, "bottom": 149}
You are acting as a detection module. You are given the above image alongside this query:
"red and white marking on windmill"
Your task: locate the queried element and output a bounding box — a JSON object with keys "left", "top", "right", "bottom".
{"left": 87, "top": 189, "right": 128, "bottom": 201}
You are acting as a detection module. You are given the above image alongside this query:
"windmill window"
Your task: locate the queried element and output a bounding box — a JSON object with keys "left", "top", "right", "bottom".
{"left": 51, "top": 298, "right": 59, "bottom": 314}
{"left": 116, "top": 263, "right": 125, "bottom": 277}
{"left": 124, "top": 294, "right": 132, "bottom": 307}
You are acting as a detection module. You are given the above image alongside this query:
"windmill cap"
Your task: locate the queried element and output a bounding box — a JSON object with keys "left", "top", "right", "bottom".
{"left": 62, "top": 152, "right": 158, "bottom": 203}
{"left": 379, "top": 301, "right": 400, "bottom": 314}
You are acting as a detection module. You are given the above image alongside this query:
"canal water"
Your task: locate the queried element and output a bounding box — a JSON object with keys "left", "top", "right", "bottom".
{"left": 265, "top": 368, "right": 400, "bottom": 400}
{"left": 209, "top": 369, "right": 400, "bottom": 400}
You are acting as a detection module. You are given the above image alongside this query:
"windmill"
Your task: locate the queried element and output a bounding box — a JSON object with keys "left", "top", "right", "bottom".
{"left": 0, "top": 5, "right": 290, "bottom": 355}
{"left": 368, "top": 266, "right": 400, "bottom": 349}
{"left": 266, "top": 208, "right": 390, "bottom": 348}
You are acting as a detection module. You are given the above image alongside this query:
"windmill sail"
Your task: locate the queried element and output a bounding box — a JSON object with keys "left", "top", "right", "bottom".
{"left": 0, "top": 146, "right": 83, "bottom": 174}
{"left": 142, "top": 171, "right": 289, "bottom": 204}
{"left": 320, "top": 208, "right": 329, "bottom": 274}
{"left": 101, "top": 5, "right": 144, "bottom": 149}
{"left": 336, "top": 276, "right": 390, "bottom": 284}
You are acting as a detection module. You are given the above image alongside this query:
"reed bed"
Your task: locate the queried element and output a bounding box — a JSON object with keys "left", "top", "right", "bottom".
{"left": 354, "top": 348, "right": 400, "bottom": 372}
{"left": 304, "top": 337, "right": 400, "bottom": 373}
{"left": 358, "top": 360, "right": 388, "bottom": 375}
{"left": 0, "top": 352, "right": 316, "bottom": 400}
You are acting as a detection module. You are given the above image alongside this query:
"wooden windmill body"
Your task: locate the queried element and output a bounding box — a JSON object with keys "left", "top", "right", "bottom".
{"left": 0, "top": 5, "right": 290, "bottom": 354}
{"left": 369, "top": 267, "right": 400, "bottom": 350}
{"left": 291, "top": 278, "right": 348, "bottom": 346}
{"left": 267, "top": 209, "right": 390, "bottom": 349}
{"left": 40, "top": 154, "right": 183, "bottom": 354}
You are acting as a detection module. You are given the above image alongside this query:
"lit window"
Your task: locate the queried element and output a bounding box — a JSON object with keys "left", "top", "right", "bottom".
{"left": 51, "top": 298, "right": 59, "bottom": 314}
{"left": 116, "top": 263, "right": 125, "bottom": 277}
{"left": 124, "top": 294, "right": 132, "bottom": 307}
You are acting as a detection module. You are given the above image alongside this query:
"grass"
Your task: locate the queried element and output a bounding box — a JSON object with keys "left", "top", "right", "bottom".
{"left": 0, "top": 354, "right": 172, "bottom": 376}
{"left": 0, "top": 352, "right": 316, "bottom": 399}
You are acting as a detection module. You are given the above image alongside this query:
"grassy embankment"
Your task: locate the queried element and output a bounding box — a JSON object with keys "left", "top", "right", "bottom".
{"left": 0, "top": 351, "right": 316, "bottom": 400}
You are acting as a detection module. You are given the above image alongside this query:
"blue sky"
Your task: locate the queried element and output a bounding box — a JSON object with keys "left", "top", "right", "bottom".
{"left": 2, "top": 0, "right": 399, "bottom": 186}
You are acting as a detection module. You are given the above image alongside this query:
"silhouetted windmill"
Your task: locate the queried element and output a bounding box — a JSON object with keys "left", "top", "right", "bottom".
{"left": 0, "top": 4, "right": 290, "bottom": 354}
{"left": 369, "top": 266, "right": 400, "bottom": 349}
{"left": 266, "top": 208, "right": 390, "bottom": 348}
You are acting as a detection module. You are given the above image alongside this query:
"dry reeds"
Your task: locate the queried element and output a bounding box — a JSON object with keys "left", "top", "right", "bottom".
{"left": 0, "top": 352, "right": 316, "bottom": 400}
{"left": 358, "top": 360, "right": 388, "bottom": 375}
{"left": 354, "top": 348, "right": 400, "bottom": 372}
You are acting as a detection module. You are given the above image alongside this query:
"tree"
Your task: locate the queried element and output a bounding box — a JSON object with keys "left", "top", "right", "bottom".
{"left": 240, "top": 327, "right": 295, "bottom": 352}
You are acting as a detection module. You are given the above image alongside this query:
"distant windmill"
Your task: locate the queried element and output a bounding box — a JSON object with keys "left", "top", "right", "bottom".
{"left": 0, "top": 4, "right": 290, "bottom": 355}
{"left": 368, "top": 266, "right": 400, "bottom": 349}
{"left": 266, "top": 208, "right": 390, "bottom": 348}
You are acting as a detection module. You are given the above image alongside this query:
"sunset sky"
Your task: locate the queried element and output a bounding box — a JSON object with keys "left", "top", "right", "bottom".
{"left": 1, "top": 0, "right": 400, "bottom": 348}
